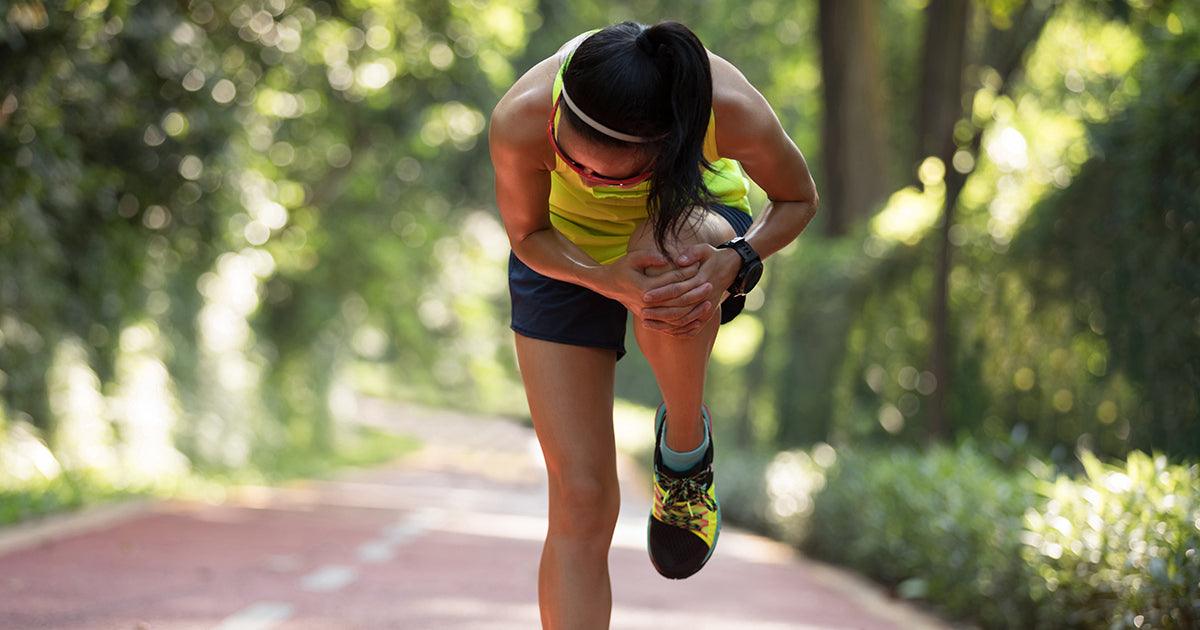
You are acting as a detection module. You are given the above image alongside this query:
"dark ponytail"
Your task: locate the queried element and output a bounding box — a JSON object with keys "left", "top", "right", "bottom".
{"left": 562, "top": 21, "right": 718, "bottom": 258}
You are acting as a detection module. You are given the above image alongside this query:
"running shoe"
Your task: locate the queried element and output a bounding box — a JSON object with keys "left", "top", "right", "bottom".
{"left": 646, "top": 402, "right": 721, "bottom": 579}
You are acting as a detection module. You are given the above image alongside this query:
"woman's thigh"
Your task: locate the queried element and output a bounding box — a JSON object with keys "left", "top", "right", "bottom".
{"left": 513, "top": 331, "right": 621, "bottom": 509}
{"left": 628, "top": 206, "right": 738, "bottom": 261}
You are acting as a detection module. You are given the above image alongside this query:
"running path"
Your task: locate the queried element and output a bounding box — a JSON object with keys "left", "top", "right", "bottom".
{"left": 0, "top": 396, "right": 955, "bottom": 630}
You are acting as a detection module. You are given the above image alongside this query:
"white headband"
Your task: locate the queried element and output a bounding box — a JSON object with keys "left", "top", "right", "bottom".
{"left": 559, "top": 82, "right": 667, "bottom": 144}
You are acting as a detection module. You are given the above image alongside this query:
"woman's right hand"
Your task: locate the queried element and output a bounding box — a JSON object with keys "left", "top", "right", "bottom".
{"left": 594, "top": 249, "right": 714, "bottom": 325}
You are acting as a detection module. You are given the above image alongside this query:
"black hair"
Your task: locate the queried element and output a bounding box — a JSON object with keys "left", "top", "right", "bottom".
{"left": 561, "top": 20, "right": 718, "bottom": 258}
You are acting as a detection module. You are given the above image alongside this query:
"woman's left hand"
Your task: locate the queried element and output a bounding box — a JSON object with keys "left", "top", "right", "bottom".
{"left": 639, "top": 243, "right": 740, "bottom": 337}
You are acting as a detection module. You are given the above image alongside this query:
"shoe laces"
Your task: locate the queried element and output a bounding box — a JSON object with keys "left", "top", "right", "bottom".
{"left": 657, "top": 465, "right": 716, "bottom": 530}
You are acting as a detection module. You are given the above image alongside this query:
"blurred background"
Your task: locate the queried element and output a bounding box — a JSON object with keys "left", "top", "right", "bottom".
{"left": 1, "top": 0, "right": 1197, "bottom": 627}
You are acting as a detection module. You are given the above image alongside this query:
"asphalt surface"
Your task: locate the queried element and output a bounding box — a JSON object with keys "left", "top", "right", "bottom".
{"left": 0, "top": 397, "right": 956, "bottom": 629}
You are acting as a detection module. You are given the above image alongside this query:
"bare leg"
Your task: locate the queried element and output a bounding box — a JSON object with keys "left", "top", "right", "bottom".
{"left": 628, "top": 209, "right": 736, "bottom": 451}
{"left": 514, "top": 332, "right": 621, "bottom": 630}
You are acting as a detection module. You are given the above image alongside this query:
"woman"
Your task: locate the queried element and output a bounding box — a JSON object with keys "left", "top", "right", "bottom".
{"left": 489, "top": 20, "right": 818, "bottom": 627}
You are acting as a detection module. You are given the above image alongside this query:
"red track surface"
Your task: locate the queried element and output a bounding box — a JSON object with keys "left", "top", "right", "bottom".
{"left": 0, "top": 399, "right": 956, "bottom": 629}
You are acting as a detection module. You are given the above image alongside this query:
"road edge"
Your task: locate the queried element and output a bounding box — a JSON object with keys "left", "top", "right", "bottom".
{"left": 0, "top": 497, "right": 160, "bottom": 558}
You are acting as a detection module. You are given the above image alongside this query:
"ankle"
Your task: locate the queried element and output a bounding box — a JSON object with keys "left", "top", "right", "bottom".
{"left": 660, "top": 413, "right": 709, "bottom": 472}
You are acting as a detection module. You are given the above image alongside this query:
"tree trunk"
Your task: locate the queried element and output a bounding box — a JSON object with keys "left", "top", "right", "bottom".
{"left": 919, "top": 2, "right": 972, "bottom": 443}
{"left": 817, "top": 0, "right": 890, "bottom": 237}
{"left": 915, "top": 0, "right": 971, "bottom": 175}
{"left": 926, "top": 1, "right": 1059, "bottom": 444}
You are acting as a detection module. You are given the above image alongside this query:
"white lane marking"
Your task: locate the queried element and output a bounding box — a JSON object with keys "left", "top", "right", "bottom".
{"left": 300, "top": 565, "right": 358, "bottom": 592}
{"left": 357, "top": 508, "right": 444, "bottom": 563}
{"left": 357, "top": 508, "right": 448, "bottom": 561}
{"left": 355, "top": 539, "right": 395, "bottom": 563}
{"left": 434, "top": 511, "right": 548, "bottom": 543}
{"left": 381, "top": 520, "right": 424, "bottom": 543}
{"left": 213, "top": 601, "right": 294, "bottom": 630}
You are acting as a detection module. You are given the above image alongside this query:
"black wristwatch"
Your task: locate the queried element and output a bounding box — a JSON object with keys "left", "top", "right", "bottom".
{"left": 715, "top": 236, "right": 763, "bottom": 297}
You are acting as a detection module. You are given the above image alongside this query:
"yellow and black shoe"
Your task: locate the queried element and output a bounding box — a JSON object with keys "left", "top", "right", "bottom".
{"left": 647, "top": 402, "right": 721, "bottom": 579}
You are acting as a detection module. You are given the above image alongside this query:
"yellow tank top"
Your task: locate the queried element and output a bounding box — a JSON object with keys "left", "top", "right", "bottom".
{"left": 548, "top": 41, "right": 753, "bottom": 265}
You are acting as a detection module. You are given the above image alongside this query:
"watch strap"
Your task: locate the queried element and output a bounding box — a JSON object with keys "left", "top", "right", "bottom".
{"left": 717, "top": 236, "right": 761, "bottom": 296}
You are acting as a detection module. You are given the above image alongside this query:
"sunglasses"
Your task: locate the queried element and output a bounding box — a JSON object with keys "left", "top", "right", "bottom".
{"left": 547, "top": 96, "right": 654, "bottom": 188}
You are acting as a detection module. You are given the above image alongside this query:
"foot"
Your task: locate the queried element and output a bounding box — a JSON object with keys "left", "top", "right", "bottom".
{"left": 646, "top": 402, "right": 721, "bottom": 579}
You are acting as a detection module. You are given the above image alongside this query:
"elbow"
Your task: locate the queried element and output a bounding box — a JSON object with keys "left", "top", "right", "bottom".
{"left": 508, "top": 226, "right": 546, "bottom": 253}
{"left": 800, "top": 186, "right": 819, "bottom": 215}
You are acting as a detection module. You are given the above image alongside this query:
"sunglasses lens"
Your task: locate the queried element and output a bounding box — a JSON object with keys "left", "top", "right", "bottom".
{"left": 549, "top": 101, "right": 651, "bottom": 186}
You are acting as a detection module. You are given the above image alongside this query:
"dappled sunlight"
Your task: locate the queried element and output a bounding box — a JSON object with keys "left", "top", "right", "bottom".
{"left": 960, "top": 5, "right": 1145, "bottom": 252}
{"left": 839, "top": 0, "right": 1181, "bottom": 468}
{"left": 763, "top": 445, "right": 836, "bottom": 545}
{"left": 110, "top": 323, "right": 190, "bottom": 483}
{"left": 36, "top": 326, "right": 189, "bottom": 484}
{"left": 47, "top": 337, "right": 116, "bottom": 474}
{"left": 712, "top": 313, "right": 764, "bottom": 367}
{"left": 327, "top": 367, "right": 360, "bottom": 428}
{"left": 0, "top": 410, "right": 61, "bottom": 488}
{"left": 866, "top": 156, "right": 947, "bottom": 255}
{"left": 195, "top": 248, "right": 274, "bottom": 468}
{"left": 419, "top": 101, "right": 487, "bottom": 151}
{"left": 612, "top": 398, "right": 657, "bottom": 453}
{"left": 1, "top": 1, "right": 1196, "bottom": 625}
{"left": 986, "top": 126, "right": 1028, "bottom": 173}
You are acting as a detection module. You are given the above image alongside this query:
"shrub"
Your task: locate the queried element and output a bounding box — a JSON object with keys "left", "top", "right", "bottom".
{"left": 801, "top": 441, "right": 1037, "bottom": 626}
{"left": 1022, "top": 451, "right": 1200, "bottom": 629}
{"left": 724, "top": 441, "right": 1200, "bottom": 629}
{"left": 712, "top": 448, "right": 776, "bottom": 535}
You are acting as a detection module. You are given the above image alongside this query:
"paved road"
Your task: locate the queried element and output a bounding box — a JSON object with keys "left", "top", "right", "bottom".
{"left": 0, "top": 397, "right": 956, "bottom": 630}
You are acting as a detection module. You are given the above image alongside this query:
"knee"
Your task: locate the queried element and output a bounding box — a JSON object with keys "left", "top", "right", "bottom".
{"left": 629, "top": 210, "right": 702, "bottom": 250}
{"left": 547, "top": 474, "right": 620, "bottom": 540}
{"left": 627, "top": 207, "right": 731, "bottom": 264}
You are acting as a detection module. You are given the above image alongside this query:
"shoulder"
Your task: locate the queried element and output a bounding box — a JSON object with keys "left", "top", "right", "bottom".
{"left": 708, "top": 51, "right": 778, "bottom": 156}
{"left": 490, "top": 60, "right": 551, "bottom": 149}
{"left": 489, "top": 31, "right": 592, "bottom": 167}
{"left": 488, "top": 56, "right": 556, "bottom": 169}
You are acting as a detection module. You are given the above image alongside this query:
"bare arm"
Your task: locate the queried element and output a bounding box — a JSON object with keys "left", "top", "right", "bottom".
{"left": 711, "top": 52, "right": 820, "bottom": 262}
{"left": 488, "top": 60, "right": 680, "bottom": 312}
{"left": 488, "top": 60, "right": 609, "bottom": 290}
{"left": 638, "top": 53, "right": 820, "bottom": 328}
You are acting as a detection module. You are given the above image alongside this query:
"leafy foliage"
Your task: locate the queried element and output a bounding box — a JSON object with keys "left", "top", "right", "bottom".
{"left": 817, "top": 1, "right": 1200, "bottom": 462}
{"left": 1008, "top": 15, "right": 1200, "bottom": 457}
{"left": 1, "top": 0, "right": 532, "bottom": 479}
{"left": 725, "top": 440, "right": 1200, "bottom": 629}
{"left": 1023, "top": 451, "right": 1200, "bottom": 629}
{"left": 804, "top": 442, "right": 1038, "bottom": 626}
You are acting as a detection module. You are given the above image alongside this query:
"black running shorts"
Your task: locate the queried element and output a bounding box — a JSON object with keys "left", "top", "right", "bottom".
{"left": 507, "top": 203, "right": 755, "bottom": 362}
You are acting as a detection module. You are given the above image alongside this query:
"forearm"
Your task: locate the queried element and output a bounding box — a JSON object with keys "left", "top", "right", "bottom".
{"left": 511, "top": 227, "right": 608, "bottom": 292}
{"left": 742, "top": 199, "right": 818, "bottom": 262}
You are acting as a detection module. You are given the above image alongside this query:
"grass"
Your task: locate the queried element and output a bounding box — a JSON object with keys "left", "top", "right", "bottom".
{"left": 0, "top": 424, "right": 423, "bottom": 528}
